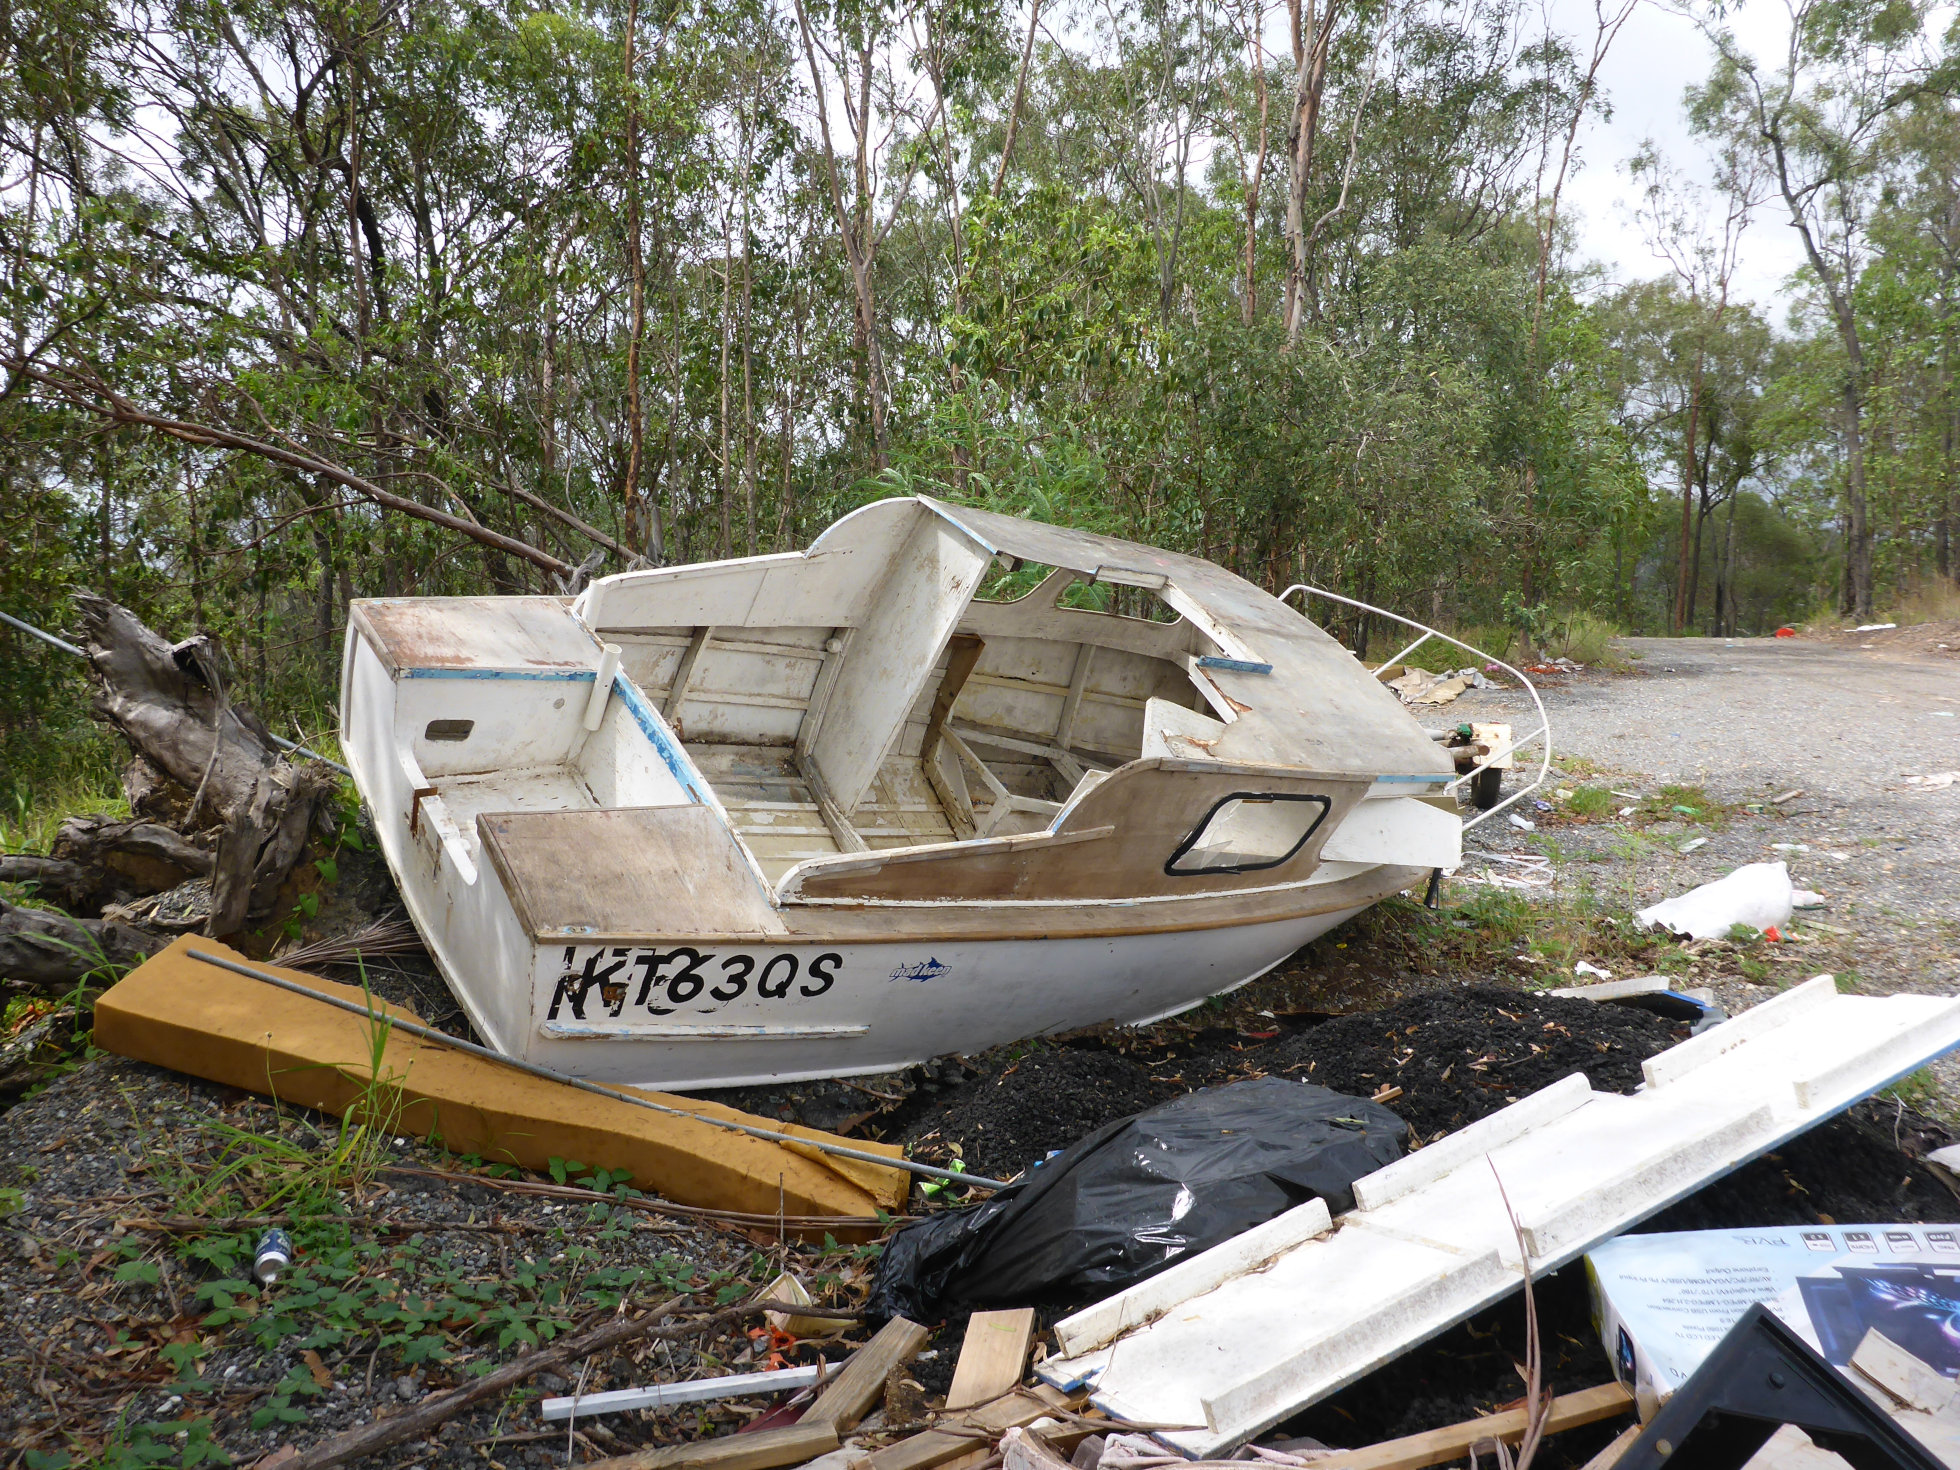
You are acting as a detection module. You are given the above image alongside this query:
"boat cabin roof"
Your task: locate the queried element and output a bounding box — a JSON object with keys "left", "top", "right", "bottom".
{"left": 572, "top": 496, "right": 1449, "bottom": 784}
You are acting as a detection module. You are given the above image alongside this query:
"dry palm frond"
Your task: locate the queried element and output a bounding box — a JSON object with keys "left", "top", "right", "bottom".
{"left": 274, "top": 918, "right": 425, "bottom": 970}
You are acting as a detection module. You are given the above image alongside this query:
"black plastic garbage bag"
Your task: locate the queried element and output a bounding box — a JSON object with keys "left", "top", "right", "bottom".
{"left": 867, "top": 1076, "right": 1406, "bottom": 1324}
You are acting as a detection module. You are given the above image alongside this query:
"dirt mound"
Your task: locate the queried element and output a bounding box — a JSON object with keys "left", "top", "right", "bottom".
{"left": 895, "top": 1048, "right": 1175, "bottom": 1181}
{"left": 893, "top": 988, "right": 1684, "bottom": 1177}
{"left": 1232, "top": 987, "right": 1680, "bottom": 1139}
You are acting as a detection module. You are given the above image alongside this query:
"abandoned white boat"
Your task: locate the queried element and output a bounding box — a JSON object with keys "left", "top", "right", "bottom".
{"left": 339, "top": 496, "right": 1521, "bottom": 1090}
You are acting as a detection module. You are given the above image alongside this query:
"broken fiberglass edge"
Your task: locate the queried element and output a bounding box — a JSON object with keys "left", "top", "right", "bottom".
{"left": 338, "top": 495, "right": 1523, "bottom": 1090}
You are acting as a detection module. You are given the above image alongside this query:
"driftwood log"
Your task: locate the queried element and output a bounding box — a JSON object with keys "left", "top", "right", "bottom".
{"left": 0, "top": 897, "right": 164, "bottom": 996}
{"left": 0, "top": 815, "right": 212, "bottom": 915}
{"left": 70, "top": 594, "right": 340, "bottom": 935}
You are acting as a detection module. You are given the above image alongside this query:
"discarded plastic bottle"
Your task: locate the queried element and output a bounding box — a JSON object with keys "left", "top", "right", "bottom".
{"left": 253, "top": 1228, "right": 294, "bottom": 1286}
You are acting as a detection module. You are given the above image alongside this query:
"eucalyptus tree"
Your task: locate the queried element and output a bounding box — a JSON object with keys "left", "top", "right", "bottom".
{"left": 1688, "top": 0, "right": 1958, "bottom": 617}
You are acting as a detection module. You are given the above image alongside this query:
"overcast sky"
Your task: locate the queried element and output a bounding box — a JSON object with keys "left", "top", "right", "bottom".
{"left": 1557, "top": 0, "right": 1810, "bottom": 316}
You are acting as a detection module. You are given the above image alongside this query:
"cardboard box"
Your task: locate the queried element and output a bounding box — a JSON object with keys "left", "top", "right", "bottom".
{"left": 1587, "top": 1223, "right": 1960, "bottom": 1401}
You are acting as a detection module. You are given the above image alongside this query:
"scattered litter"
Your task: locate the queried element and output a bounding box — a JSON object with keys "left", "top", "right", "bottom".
{"left": 1533, "top": 798, "right": 1553, "bottom": 812}
{"left": 1935, "top": 711, "right": 1957, "bottom": 718}
{"left": 1854, "top": 622, "right": 1898, "bottom": 632}
{"left": 1776, "top": 626, "right": 1797, "bottom": 637}
{"left": 1507, "top": 812, "right": 1535, "bottom": 831}
{"left": 1556, "top": 787, "right": 1574, "bottom": 798}
{"left": 1679, "top": 836, "right": 1707, "bottom": 854}
{"left": 1771, "top": 843, "right": 1809, "bottom": 852}
{"left": 1791, "top": 890, "right": 1826, "bottom": 909}
{"left": 1771, "top": 788, "right": 1804, "bottom": 804}
{"left": 868, "top": 1077, "right": 1406, "bottom": 1324}
{"left": 1384, "top": 667, "right": 1485, "bottom": 706}
{"left": 252, "top": 1228, "right": 294, "bottom": 1287}
{"left": 1574, "top": 960, "right": 1613, "bottom": 980}
{"left": 760, "top": 1272, "right": 844, "bottom": 1339}
{"left": 1635, "top": 860, "right": 1795, "bottom": 941}
{"left": 1619, "top": 805, "right": 1636, "bottom": 817}
{"left": 1906, "top": 771, "right": 1960, "bottom": 789}
{"left": 1456, "top": 850, "right": 1553, "bottom": 890}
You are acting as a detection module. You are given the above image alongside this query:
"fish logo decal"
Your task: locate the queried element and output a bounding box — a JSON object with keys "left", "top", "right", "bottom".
{"left": 890, "top": 957, "right": 949, "bottom": 983}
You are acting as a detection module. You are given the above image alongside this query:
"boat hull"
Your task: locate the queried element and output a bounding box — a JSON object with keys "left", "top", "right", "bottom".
{"left": 507, "top": 888, "right": 1405, "bottom": 1089}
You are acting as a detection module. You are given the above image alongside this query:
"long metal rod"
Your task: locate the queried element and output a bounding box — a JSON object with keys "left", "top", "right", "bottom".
{"left": 3, "top": 607, "right": 352, "bottom": 775}
{"left": 1, "top": 608, "right": 85, "bottom": 657}
{"left": 185, "top": 946, "right": 1005, "bottom": 1191}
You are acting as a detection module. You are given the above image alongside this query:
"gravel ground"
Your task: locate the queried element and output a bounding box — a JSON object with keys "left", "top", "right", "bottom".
{"left": 0, "top": 1057, "right": 844, "bottom": 1469}
{"left": 1444, "top": 632, "right": 1960, "bottom": 1103}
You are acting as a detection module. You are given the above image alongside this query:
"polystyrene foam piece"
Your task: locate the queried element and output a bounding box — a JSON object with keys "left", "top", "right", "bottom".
{"left": 1055, "top": 1197, "right": 1331, "bottom": 1358}
{"left": 1640, "top": 973, "right": 1835, "bottom": 1088}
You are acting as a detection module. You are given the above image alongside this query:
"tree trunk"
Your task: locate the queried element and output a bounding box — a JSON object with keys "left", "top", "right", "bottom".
{"left": 1241, "top": 11, "right": 1271, "bottom": 329}
{"left": 1673, "top": 361, "right": 1703, "bottom": 633}
{"left": 1842, "top": 379, "right": 1874, "bottom": 617}
{"left": 1280, "top": 0, "right": 1338, "bottom": 347}
{"left": 620, "top": 0, "right": 660, "bottom": 562}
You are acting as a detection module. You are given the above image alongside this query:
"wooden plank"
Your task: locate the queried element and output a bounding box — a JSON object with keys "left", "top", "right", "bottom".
{"left": 1303, "top": 1383, "right": 1634, "bottom": 1470}
{"left": 946, "top": 1308, "right": 1038, "bottom": 1411}
{"left": 798, "top": 754, "right": 870, "bottom": 854}
{"left": 665, "top": 627, "right": 718, "bottom": 718}
{"left": 1577, "top": 1423, "right": 1642, "bottom": 1470}
{"left": 580, "top": 1420, "right": 837, "bottom": 1470}
{"left": 923, "top": 635, "right": 987, "bottom": 754}
{"left": 804, "top": 1316, "right": 932, "bottom": 1432}
{"left": 863, "top": 1386, "right": 1079, "bottom": 1470}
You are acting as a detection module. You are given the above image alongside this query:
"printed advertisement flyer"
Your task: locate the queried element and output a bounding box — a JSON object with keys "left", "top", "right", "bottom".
{"left": 1587, "top": 1223, "right": 1960, "bottom": 1399}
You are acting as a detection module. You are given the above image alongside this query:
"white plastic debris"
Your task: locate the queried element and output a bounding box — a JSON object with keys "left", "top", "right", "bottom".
{"left": 1854, "top": 622, "right": 1898, "bottom": 632}
{"left": 1678, "top": 837, "right": 1707, "bottom": 854}
{"left": 1573, "top": 960, "right": 1612, "bottom": 980}
{"left": 1791, "top": 889, "right": 1826, "bottom": 909}
{"left": 1635, "top": 861, "right": 1795, "bottom": 941}
{"left": 1507, "top": 812, "right": 1535, "bottom": 831}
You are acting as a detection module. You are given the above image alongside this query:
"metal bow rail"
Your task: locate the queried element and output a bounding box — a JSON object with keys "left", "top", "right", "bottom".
{"left": 1277, "top": 584, "right": 1553, "bottom": 833}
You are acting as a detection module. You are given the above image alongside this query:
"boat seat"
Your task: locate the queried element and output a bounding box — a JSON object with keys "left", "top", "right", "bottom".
{"left": 476, "top": 806, "right": 786, "bottom": 939}
{"left": 350, "top": 596, "right": 599, "bottom": 673}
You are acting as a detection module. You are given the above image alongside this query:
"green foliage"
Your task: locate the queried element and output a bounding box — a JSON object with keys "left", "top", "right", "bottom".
{"left": 1566, "top": 786, "right": 1614, "bottom": 818}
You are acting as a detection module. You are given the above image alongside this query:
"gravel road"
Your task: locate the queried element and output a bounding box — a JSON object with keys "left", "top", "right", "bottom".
{"left": 1446, "top": 632, "right": 1960, "bottom": 1101}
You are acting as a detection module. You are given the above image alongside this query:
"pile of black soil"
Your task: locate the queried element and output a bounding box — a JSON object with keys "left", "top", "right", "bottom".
{"left": 889, "top": 987, "right": 1684, "bottom": 1179}
{"left": 1640, "top": 1098, "right": 1959, "bottom": 1230}
{"left": 1196, "top": 985, "right": 1679, "bottom": 1140}
{"left": 894, "top": 1048, "right": 1176, "bottom": 1182}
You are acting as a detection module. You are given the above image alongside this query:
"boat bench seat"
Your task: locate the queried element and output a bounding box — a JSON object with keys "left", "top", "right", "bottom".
{"left": 352, "top": 596, "right": 600, "bottom": 674}
{"left": 476, "top": 806, "right": 787, "bottom": 940}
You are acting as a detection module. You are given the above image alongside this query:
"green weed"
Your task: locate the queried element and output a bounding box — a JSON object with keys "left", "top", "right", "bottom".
{"left": 1566, "top": 786, "right": 1613, "bottom": 819}
{"left": 1883, "top": 1067, "right": 1938, "bottom": 1109}
{"left": 1639, "top": 784, "right": 1732, "bottom": 828}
